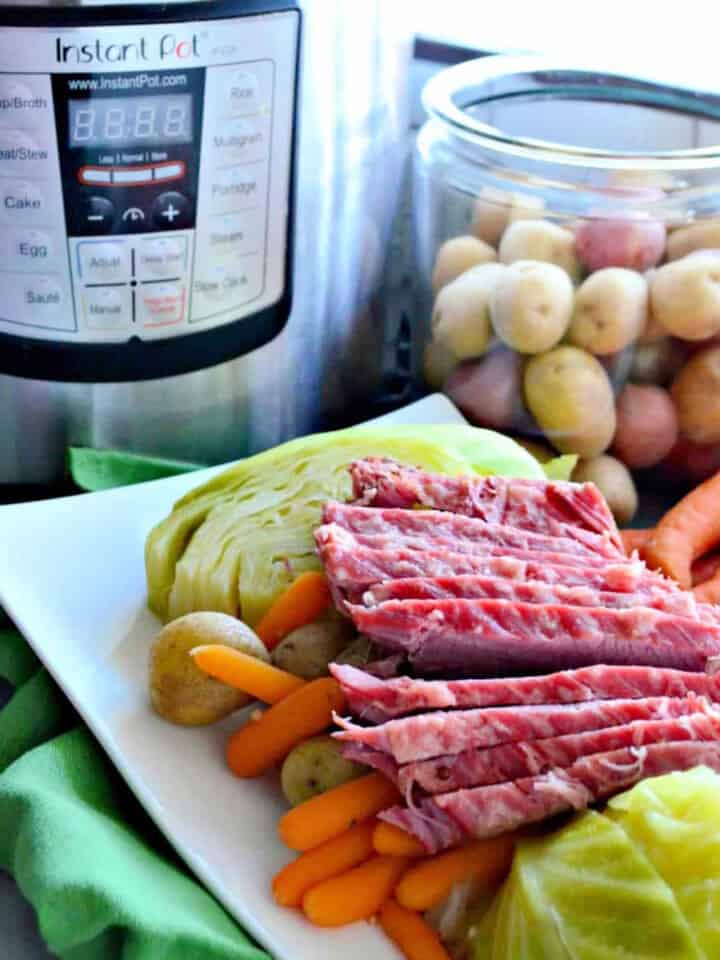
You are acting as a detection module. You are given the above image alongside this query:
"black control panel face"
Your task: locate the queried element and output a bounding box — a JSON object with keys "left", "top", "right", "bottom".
{"left": 52, "top": 69, "right": 205, "bottom": 236}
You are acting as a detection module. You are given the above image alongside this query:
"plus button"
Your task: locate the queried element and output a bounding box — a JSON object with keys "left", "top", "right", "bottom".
{"left": 151, "top": 192, "right": 190, "bottom": 230}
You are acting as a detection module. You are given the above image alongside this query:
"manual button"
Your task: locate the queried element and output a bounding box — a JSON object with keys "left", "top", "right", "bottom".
{"left": 77, "top": 240, "right": 130, "bottom": 284}
{"left": 82, "top": 286, "right": 131, "bottom": 331}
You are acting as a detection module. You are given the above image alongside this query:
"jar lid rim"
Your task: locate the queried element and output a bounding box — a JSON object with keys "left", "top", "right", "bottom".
{"left": 422, "top": 55, "right": 720, "bottom": 170}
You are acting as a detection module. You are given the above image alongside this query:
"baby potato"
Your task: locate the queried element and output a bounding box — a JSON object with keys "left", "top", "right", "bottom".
{"left": 671, "top": 346, "right": 720, "bottom": 445}
{"left": 667, "top": 220, "right": 720, "bottom": 260}
{"left": 612, "top": 383, "right": 679, "bottom": 469}
{"left": 572, "top": 455, "right": 638, "bottom": 526}
{"left": 271, "top": 612, "right": 355, "bottom": 680}
{"left": 498, "top": 221, "right": 580, "bottom": 279}
{"left": 471, "top": 187, "right": 545, "bottom": 247}
{"left": 149, "top": 612, "right": 269, "bottom": 726}
{"left": 661, "top": 435, "right": 720, "bottom": 485}
{"left": 574, "top": 214, "right": 665, "bottom": 272}
{"left": 423, "top": 339, "right": 458, "bottom": 390}
{"left": 490, "top": 260, "right": 573, "bottom": 354}
{"left": 280, "top": 735, "right": 366, "bottom": 807}
{"left": 650, "top": 252, "right": 720, "bottom": 341}
{"left": 431, "top": 234, "right": 497, "bottom": 293}
{"left": 444, "top": 348, "right": 523, "bottom": 430}
{"left": 432, "top": 263, "right": 506, "bottom": 359}
{"left": 567, "top": 268, "right": 648, "bottom": 356}
{"left": 524, "top": 346, "right": 616, "bottom": 458}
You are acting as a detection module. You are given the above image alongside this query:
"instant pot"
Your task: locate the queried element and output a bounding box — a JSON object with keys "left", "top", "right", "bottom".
{"left": 0, "top": 0, "right": 410, "bottom": 483}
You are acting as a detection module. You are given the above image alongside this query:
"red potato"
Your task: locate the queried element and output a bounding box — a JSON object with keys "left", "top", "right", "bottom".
{"left": 444, "top": 348, "right": 523, "bottom": 430}
{"left": 611, "top": 384, "right": 679, "bottom": 469}
{"left": 630, "top": 339, "right": 678, "bottom": 386}
{"left": 660, "top": 435, "right": 720, "bottom": 485}
{"left": 574, "top": 214, "right": 666, "bottom": 272}
{"left": 671, "top": 347, "right": 720, "bottom": 445}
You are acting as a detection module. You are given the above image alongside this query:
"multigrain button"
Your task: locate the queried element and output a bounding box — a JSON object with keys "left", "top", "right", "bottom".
{"left": 136, "top": 236, "right": 187, "bottom": 279}
{"left": 77, "top": 240, "right": 130, "bottom": 284}
{"left": 212, "top": 115, "right": 269, "bottom": 164}
{"left": 83, "top": 286, "right": 130, "bottom": 330}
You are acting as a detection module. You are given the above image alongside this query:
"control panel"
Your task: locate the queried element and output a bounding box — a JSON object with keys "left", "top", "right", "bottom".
{"left": 0, "top": 12, "right": 298, "bottom": 345}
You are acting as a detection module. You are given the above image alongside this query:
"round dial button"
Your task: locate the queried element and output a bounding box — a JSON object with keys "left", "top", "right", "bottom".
{"left": 151, "top": 192, "right": 190, "bottom": 230}
{"left": 78, "top": 196, "right": 115, "bottom": 236}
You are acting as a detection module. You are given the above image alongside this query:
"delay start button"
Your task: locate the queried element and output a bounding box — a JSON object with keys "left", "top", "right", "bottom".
{"left": 136, "top": 236, "right": 187, "bottom": 279}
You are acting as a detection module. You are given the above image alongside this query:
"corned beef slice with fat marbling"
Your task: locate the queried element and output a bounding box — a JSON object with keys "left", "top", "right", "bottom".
{"left": 342, "top": 708, "right": 720, "bottom": 796}
{"left": 350, "top": 457, "right": 621, "bottom": 549}
{"left": 333, "top": 694, "right": 710, "bottom": 763}
{"left": 346, "top": 598, "right": 720, "bottom": 673}
{"left": 379, "top": 740, "right": 720, "bottom": 852}
{"left": 330, "top": 661, "right": 720, "bottom": 722}
{"left": 322, "top": 501, "right": 622, "bottom": 561}
{"left": 316, "top": 538, "right": 652, "bottom": 602}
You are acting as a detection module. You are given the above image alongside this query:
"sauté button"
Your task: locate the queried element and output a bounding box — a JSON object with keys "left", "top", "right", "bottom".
{"left": 151, "top": 192, "right": 190, "bottom": 230}
{"left": 78, "top": 195, "right": 115, "bottom": 235}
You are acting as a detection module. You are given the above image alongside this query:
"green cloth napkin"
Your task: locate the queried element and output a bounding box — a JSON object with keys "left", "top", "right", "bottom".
{"left": 0, "top": 452, "right": 271, "bottom": 960}
{"left": 68, "top": 448, "right": 203, "bottom": 492}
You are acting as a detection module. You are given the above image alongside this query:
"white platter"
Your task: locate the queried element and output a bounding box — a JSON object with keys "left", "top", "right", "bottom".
{"left": 0, "top": 394, "right": 467, "bottom": 960}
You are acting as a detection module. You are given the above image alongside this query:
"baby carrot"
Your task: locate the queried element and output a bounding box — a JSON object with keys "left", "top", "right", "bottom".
{"left": 191, "top": 645, "right": 304, "bottom": 703}
{"left": 255, "top": 572, "right": 332, "bottom": 650}
{"left": 644, "top": 470, "right": 720, "bottom": 588}
{"left": 395, "top": 835, "right": 515, "bottom": 912}
{"left": 279, "top": 772, "right": 401, "bottom": 852}
{"left": 620, "top": 527, "right": 653, "bottom": 556}
{"left": 226, "top": 677, "right": 344, "bottom": 777}
{"left": 272, "top": 819, "right": 376, "bottom": 907}
{"left": 379, "top": 899, "right": 451, "bottom": 960}
{"left": 302, "top": 855, "right": 409, "bottom": 927}
{"left": 373, "top": 822, "right": 427, "bottom": 858}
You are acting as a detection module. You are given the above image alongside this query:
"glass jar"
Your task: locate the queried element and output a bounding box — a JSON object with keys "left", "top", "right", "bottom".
{"left": 414, "top": 56, "right": 720, "bottom": 517}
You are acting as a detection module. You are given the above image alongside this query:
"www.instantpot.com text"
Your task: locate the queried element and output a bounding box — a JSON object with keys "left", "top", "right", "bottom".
{"left": 67, "top": 73, "right": 189, "bottom": 92}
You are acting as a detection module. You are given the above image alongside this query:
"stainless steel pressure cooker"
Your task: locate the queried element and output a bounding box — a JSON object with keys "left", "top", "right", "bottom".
{"left": 0, "top": 0, "right": 410, "bottom": 483}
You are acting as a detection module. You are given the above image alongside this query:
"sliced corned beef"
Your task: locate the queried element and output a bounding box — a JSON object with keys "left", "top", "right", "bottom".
{"left": 361, "top": 575, "right": 695, "bottom": 618}
{"left": 349, "top": 458, "right": 620, "bottom": 549}
{"left": 333, "top": 693, "right": 709, "bottom": 763}
{"left": 330, "top": 662, "right": 720, "bottom": 723}
{"left": 380, "top": 740, "right": 720, "bottom": 852}
{"left": 317, "top": 539, "right": 651, "bottom": 602}
{"left": 397, "top": 710, "right": 720, "bottom": 795}
{"left": 346, "top": 598, "right": 720, "bottom": 674}
{"left": 322, "top": 502, "right": 622, "bottom": 561}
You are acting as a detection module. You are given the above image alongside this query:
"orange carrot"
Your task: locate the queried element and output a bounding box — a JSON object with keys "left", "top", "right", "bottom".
{"left": 279, "top": 772, "right": 401, "bottom": 852}
{"left": 644, "top": 470, "right": 720, "bottom": 588}
{"left": 395, "top": 835, "right": 515, "bottom": 912}
{"left": 272, "top": 819, "right": 376, "bottom": 907}
{"left": 255, "top": 572, "right": 332, "bottom": 650}
{"left": 379, "top": 899, "right": 451, "bottom": 960}
{"left": 226, "top": 677, "right": 344, "bottom": 777}
{"left": 191, "top": 645, "right": 304, "bottom": 703}
{"left": 620, "top": 527, "right": 653, "bottom": 556}
{"left": 373, "top": 822, "right": 427, "bottom": 858}
{"left": 302, "top": 855, "right": 408, "bottom": 927}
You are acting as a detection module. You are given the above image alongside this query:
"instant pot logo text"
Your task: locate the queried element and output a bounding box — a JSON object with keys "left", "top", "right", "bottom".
{"left": 55, "top": 33, "right": 200, "bottom": 65}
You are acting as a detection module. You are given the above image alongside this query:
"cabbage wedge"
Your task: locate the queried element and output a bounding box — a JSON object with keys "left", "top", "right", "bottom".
{"left": 145, "top": 424, "right": 544, "bottom": 624}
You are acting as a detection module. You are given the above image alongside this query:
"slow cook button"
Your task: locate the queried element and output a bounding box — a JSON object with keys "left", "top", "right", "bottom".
{"left": 0, "top": 180, "right": 46, "bottom": 223}
{"left": 192, "top": 255, "right": 262, "bottom": 316}
{"left": 208, "top": 164, "right": 267, "bottom": 214}
{"left": 0, "top": 129, "right": 50, "bottom": 175}
{"left": 82, "top": 286, "right": 130, "bottom": 331}
{"left": 139, "top": 281, "right": 185, "bottom": 326}
{"left": 77, "top": 240, "right": 130, "bottom": 284}
{"left": 135, "top": 236, "right": 187, "bottom": 279}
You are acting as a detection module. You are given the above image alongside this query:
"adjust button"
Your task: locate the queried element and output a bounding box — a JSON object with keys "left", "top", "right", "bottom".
{"left": 151, "top": 191, "right": 191, "bottom": 230}
{"left": 77, "top": 240, "right": 130, "bottom": 284}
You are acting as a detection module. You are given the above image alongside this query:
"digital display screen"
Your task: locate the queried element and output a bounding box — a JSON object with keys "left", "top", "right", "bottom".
{"left": 68, "top": 95, "right": 192, "bottom": 148}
